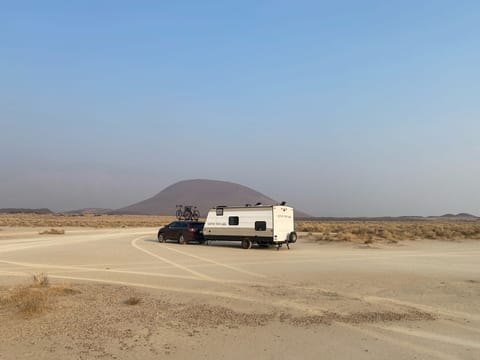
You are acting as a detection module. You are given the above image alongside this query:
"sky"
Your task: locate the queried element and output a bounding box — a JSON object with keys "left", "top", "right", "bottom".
{"left": 1, "top": 1, "right": 479, "bottom": 216}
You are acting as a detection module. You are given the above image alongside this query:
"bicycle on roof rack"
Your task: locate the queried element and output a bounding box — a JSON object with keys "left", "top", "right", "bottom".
{"left": 175, "top": 205, "right": 200, "bottom": 221}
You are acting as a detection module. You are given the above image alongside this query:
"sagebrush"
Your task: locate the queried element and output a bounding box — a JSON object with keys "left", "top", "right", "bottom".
{"left": 296, "top": 221, "right": 480, "bottom": 242}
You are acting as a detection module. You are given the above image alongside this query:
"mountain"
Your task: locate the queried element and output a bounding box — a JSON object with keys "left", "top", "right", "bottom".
{"left": 308, "top": 213, "right": 479, "bottom": 222}
{"left": 437, "top": 213, "right": 479, "bottom": 220}
{"left": 113, "top": 179, "right": 310, "bottom": 217}
{"left": 63, "top": 208, "right": 113, "bottom": 215}
{"left": 0, "top": 208, "right": 53, "bottom": 214}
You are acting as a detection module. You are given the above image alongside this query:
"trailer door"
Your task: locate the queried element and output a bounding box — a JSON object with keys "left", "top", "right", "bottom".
{"left": 273, "top": 206, "right": 294, "bottom": 242}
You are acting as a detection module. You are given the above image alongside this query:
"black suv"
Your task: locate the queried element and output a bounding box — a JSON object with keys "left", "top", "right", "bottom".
{"left": 157, "top": 221, "right": 205, "bottom": 244}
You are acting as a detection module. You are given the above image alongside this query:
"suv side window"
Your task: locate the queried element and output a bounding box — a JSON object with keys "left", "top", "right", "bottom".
{"left": 179, "top": 222, "right": 188, "bottom": 229}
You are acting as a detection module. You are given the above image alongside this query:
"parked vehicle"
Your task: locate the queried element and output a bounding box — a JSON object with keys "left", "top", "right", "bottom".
{"left": 157, "top": 221, "right": 205, "bottom": 244}
{"left": 203, "top": 205, "right": 297, "bottom": 249}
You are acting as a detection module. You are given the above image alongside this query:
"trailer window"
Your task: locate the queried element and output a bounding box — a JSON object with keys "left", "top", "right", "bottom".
{"left": 255, "top": 221, "right": 267, "bottom": 231}
{"left": 216, "top": 208, "right": 224, "bottom": 216}
{"left": 228, "top": 216, "right": 239, "bottom": 226}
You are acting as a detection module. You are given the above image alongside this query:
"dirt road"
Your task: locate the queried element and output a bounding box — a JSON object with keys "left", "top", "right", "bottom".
{"left": 1, "top": 227, "right": 479, "bottom": 359}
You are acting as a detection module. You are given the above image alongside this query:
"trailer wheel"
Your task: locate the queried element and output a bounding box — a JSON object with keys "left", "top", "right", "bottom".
{"left": 179, "top": 235, "right": 186, "bottom": 245}
{"left": 241, "top": 238, "right": 252, "bottom": 249}
{"left": 158, "top": 234, "right": 165, "bottom": 243}
{"left": 288, "top": 232, "right": 297, "bottom": 243}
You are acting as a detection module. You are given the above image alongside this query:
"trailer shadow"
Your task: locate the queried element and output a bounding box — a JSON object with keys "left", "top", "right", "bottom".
{"left": 142, "top": 238, "right": 278, "bottom": 250}
{"left": 204, "top": 241, "right": 283, "bottom": 251}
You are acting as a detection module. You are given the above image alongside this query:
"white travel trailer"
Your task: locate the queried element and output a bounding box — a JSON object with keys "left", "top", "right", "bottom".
{"left": 203, "top": 204, "right": 297, "bottom": 249}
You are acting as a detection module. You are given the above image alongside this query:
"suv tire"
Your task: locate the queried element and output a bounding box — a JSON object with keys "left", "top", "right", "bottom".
{"left": 179, "top": 235, "right": 186, "bottom": 245}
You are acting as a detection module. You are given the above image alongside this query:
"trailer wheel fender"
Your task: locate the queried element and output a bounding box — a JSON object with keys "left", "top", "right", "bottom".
{"left": 288, "top": 232, "right": 297, "bottom": 243}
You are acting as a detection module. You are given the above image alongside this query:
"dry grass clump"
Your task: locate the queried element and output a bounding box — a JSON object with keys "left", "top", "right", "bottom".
{"left": 39, "top": 228, "right": 65, "bottom": 235}
{"left": 124, "top": 296, "right": 141, "bottom": 306}
{"left": 32, "top": 272, "right": 50, "bottom": 287}
{"left": 6, "top": 286, "right": 49, "bottom": 316}
{"left": 0, "top": 274, "right": 78, "bottom": 317}
{"left": 0, "top": 214, "right": 176, "bottom": 228}
{"left": 297, "top": 221, "right": 480, "bottom": 243}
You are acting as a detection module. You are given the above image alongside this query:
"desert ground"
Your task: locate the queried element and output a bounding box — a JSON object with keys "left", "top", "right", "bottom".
{"left": 0, "top": 222, "right": 479, "bottom": 359}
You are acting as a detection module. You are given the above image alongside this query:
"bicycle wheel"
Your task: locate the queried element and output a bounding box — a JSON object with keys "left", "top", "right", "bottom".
{"left": 183, "top": 210, "right": 192, "bottom": 221}
{"left": 175, "top": 209, "right": 183, "bottom": 220}
{"left": 192, "top": 210, "right": 200, "bottom": 221}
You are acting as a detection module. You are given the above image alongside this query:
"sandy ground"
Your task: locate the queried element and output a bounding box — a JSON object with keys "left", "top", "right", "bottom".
{"left": 0, "top": 227, "right": 479, "bottom": 359}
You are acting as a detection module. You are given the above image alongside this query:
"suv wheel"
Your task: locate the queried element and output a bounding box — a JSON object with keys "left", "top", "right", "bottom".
{"left": 158, "top": 234, "right": 165, "bottom": 243}
{"left": 179, "top": 235, "right": 186, "bottom": 245}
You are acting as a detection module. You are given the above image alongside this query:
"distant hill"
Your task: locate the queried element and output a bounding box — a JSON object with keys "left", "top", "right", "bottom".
{"left": 64, "top": 208, "right": 113, "bottom": 215}
{"left": 437, "top": 213, "right": 479, "bottom": 220}
{"left": 113, "top": 179, "right": 310, "bottom": 218}
{"left": 307, "top": 213, "right": 479, "bottom": 222}
{"left": 0, "top": 208, "right": 53, "bottom": 214}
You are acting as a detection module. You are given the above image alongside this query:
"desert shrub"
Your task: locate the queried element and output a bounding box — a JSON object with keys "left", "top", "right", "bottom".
{"left": 296, "top": 220, "right": 480, "bottom": 243}
{"left": 0, "top": 274, "right": 79, "bottom": 317}
{"left": 39, "top": 228, "right": 65, "bottom": 235}
{"left": 32, "top": 273, "right": 49, "bottom": 287}
{"left": 124, "top": 296, "right": 141, "bottom": 305}
{"left": 336, "top": 232, "right": 353, "bottom": 241}
{"left": 8, "top": 286, "right": 49, "bottom": 316}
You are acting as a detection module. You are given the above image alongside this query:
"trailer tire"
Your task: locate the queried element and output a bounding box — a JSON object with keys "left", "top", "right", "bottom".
{"left": 288, "top": 232, "right": 297, "bottom": 243}
{"left": 241, "top": 238, "right": 252, "bottom": 249}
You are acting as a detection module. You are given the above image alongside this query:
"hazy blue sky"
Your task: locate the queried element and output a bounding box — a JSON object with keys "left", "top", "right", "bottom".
{"left": 1, "top": 1, "right": 479, "bottom": 216}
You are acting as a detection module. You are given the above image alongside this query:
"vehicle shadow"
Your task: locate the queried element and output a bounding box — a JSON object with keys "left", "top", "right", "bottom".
{"left": 142, "top": 238, "right": 204, "bottom": 245}
{"left": 142, "top": 238, "right": 280, "bottom": 250}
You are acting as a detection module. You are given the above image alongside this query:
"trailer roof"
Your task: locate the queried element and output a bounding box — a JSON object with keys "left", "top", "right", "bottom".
{"left": 210, "top": 204, "right": 293, "bottom": 210}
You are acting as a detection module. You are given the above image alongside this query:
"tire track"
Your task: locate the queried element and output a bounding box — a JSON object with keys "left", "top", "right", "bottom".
{"left": 437, "top": 319, "right": 480, "bottom": 335}
{"left": 370, "top": 324, "right": 480, "bottom": 349}
{"left": 0, "top": 259, "right": 204, "bottom": 282}
{"left": 3, "top": 229, "right": 478, "bottom": 360}
{"left": 338, "top": 323, "right": 462, "bottom": 360}
{"left": 364, "top": 295, "right": 480, "bottom": 322}
{"left": 130, "top": 236, "right": 216, "bottom": 281}
{"left": 0, "top": 230, "right": 152, "bottom": 254}
{"left": 156, "top": 242, "right": 267, "bottom": 279}
{"left": 131, "top": 236, "right": 476, "bottom": 324}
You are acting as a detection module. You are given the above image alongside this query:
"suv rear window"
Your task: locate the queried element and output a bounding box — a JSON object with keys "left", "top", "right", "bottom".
{"left": 189, "top": 222, "right": 205, "bottom": 229}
